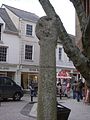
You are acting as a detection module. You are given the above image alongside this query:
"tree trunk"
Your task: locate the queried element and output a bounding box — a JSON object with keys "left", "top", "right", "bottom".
{"left": 36, "top": 16, "right": 58, "bottom": 120}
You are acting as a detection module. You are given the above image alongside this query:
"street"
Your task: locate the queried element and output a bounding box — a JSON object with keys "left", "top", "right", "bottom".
{"left": 0, "top": 94, "right": 90, "bottom": 120}
{"left": 0, "top": 94, "right": 36, "bottom": 120}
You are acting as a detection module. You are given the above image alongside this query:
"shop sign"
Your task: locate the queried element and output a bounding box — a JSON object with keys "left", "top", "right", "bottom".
{"left": 29, "top": 68, "right": 38, "bottom": 71}
{"left": 0, "top": 66, "right": 9, "bottom": 70}
{"left": 57, "top": 70, "right": 71, "bottom": 79}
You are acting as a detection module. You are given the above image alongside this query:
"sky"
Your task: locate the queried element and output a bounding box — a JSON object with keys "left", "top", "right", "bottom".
{"left": 0, "top": 0, "right": 75, "bottom": 35}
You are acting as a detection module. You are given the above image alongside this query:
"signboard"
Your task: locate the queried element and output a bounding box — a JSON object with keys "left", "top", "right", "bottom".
{"left": 57, "top": 70, "right": 71, "bottom": 79}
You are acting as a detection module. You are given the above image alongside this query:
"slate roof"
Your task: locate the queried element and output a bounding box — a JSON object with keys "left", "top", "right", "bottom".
{"left": 2, "top": 4, "right": 39, "bottom": 22}
{"left": 0, "top": 8, "right": 18, "bottom": 34}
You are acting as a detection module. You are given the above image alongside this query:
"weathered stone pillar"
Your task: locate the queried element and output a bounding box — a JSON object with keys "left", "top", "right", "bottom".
{"left": 36, "top": 16, "right": 58, "bottom": 120}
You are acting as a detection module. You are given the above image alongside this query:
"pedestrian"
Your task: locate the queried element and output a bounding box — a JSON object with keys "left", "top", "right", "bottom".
{"left": 57, "top": 81, "right": 62, "bottom": 99}
{"left": 72, "top": 80, "right": 77, "bottom": 99}
{"left": 29, "top": 81, "right": 35, "bottom": 102}
{"left": 66, "top": 80, "right": 71, "bottom": 98}
{"left": 76, "top": 79, "right": 83, "bottom": 102}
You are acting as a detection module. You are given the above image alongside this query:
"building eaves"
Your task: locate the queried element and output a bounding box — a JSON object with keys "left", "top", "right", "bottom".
{"left": 2, "top": 4, "right": 39, "bottom": 22}
{"left": 0, "top": 8, "right": 18, "bottom": 34}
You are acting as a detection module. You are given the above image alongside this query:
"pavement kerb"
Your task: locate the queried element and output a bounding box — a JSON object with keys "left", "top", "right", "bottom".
{"left": 21, "top": 101, "right": 37, "bottom": 119}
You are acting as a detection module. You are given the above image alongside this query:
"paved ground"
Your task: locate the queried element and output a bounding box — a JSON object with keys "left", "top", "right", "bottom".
{"left": 0, "top": 94, "right": 90, "bottom": 120}
{"left": 59, "top": 98, "right": 90, "bottom": 120}
{"left": 0, "top": 94, "right": 36, "bottom": 120}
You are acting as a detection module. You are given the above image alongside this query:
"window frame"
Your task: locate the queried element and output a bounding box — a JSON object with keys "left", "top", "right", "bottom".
{"left": 25, "top": 44, "right": 34, "bottom": 61}
{"left": 0, "top": 46, "right": 7, "bottom": 62}
{"left": 26, "top": 24, "right": 33, "bottom": 36}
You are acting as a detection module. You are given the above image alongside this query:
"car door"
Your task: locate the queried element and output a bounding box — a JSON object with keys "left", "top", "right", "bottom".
{"left": 0, "top": 78, "right": 4, "bottom": 97}
{"left": 3, "top": 77, "right": 16, "bottom": 98}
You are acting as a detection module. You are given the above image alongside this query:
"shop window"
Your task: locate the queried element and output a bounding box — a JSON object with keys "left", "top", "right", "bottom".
{"left": 0, "top": 46, "right": 7, "bottom": 62}
{"left": 25, "top": 45, "right": 33, "bottom": 60}
{"left": 26, "top": 24, "right": 33, "bottom": 36}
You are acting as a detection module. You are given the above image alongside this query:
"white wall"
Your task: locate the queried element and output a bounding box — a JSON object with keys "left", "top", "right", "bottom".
{"left": 0, "top": 6, "right": 75, "bottom": 71}
{"left": 56, "top": 44, "right": 75, "bottom": 70}
{"left": 19, "top": 19, "right": 40, "bottom": 66}
{"left": 2, "top": 33, "right": 20, "bottom": 64}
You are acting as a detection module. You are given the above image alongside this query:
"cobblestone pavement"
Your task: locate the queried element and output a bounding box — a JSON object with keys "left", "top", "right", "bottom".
{"left": 0, "top": 95, "right": 90, "bottom": 120}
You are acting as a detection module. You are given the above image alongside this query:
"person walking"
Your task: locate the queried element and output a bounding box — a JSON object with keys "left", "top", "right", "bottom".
{"left": 72, "top": 80, "right": 77, "bottom": 99}
{"left": 66, "top": 80, "right": 71, "bottom": 98}
{"left": 57, "top": 81, "right": 62, "bottom": 99}
{"left": 29, "top": 81, "right": 35, "bottom": 102}
{"left": 76, "top": 79, "right": 83, "bottom": 102}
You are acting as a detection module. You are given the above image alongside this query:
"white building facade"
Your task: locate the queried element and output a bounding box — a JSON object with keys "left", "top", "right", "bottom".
{"left": 0, "top": 4, "right": 78, "bottom": 89}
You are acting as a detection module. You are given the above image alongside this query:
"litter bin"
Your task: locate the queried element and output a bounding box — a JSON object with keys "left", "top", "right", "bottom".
{"left": 57, "top": 103, "right": 71, "bottom": 120}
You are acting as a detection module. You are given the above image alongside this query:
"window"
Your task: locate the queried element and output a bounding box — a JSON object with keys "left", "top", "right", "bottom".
{"left": 59, "top": 48, "right": 62, "bottom": 60}
{"left": 5, "top": 78, "right": 12, "bottom": 86}
{"left": 0, "top": 47, "right": 7, "bottom": 62}
{"left": 25, "top": 45, "right": 33, "bottom": 60}
{"left": 26, "top": 24, "right": 33, "bottom": 36}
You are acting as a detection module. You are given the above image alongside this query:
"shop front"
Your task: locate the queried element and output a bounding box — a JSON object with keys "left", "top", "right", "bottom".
{"left": 0, "top": 65, "right": 18, "bottom": 81}
{"left": 0, "top": 64, "right": 39, "bottom": 91}
{"left": 21, "top": 72, "right": 38, "bottom": 89}
{"left": 20, "top": 65, "right": 39, "bottom": 91}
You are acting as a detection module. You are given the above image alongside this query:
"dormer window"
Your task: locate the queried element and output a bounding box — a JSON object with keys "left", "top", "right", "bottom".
{"left": 26, "top": 24, "right": 33, "bottom": 36}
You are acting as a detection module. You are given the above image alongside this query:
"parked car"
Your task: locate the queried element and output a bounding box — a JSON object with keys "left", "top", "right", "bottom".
{"left": 0, "top": 77, "right": 23, "bottom": 101}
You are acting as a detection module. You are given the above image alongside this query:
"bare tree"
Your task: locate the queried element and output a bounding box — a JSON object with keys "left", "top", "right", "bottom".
{"left": 35, "top": 0, "right": 90, "bottom": 120}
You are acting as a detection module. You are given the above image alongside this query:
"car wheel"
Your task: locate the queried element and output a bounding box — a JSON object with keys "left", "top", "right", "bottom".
{"left": 13, "top": 93, "right": 21, "bottom": 101}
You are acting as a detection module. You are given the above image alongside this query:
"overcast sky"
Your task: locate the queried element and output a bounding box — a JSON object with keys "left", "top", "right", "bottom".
{"left": 0, "top": 0, "right": 75, "bottom": 35}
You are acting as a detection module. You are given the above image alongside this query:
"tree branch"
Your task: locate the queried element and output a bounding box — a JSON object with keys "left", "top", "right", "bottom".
{"left": 38, "top": 0, "right": 90, "bottom": 85}
{"left": 70, "top": 0, "right": 90, "bottom": 58}
{"left": 70, "top": 0, "right": 87, "bottom": 33}
{"left": 83, "top": 15, "right": 90, "bottom": 57}
{"left": 85, "top": 15, "right": 90, "bottom": 37}
{"left": 39, "top": 0, "right": 56, "bottom": 18}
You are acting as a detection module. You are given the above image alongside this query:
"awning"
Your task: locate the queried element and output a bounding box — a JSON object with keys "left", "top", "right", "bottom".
{"left": 57, "top": 70, "right": 71, "bottom": 79}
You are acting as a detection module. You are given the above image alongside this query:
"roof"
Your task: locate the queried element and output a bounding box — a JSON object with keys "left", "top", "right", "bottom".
{"left": 0, "top": 8, "right": 18, "bottom": 34}
{"left": 2, "top": 4, "right": 39, "bottom": 22}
